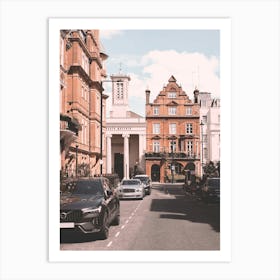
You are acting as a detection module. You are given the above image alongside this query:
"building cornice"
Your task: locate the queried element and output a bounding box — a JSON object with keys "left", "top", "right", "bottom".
{"left": 146, "top": 116, "right": 200, "bottom": 119}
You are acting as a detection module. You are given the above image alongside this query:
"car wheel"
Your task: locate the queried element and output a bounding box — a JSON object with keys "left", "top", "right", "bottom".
{"left": 99, "top": 211, "right": 109, "bottom": 240}
{"left": 112, "top": 208, "right": 120, "bottom": 226}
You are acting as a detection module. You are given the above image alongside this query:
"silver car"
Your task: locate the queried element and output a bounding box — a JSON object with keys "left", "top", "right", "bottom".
{"left": 118, "top": 179, "right": 145, "bottom": 199}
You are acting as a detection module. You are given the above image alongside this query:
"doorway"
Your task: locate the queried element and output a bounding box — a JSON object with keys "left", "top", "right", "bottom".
{"left": 151, "top": 164, "right": 160, "bottom": 182}
{"left": 114, "top": 153, "right": 124, "bottom": 180}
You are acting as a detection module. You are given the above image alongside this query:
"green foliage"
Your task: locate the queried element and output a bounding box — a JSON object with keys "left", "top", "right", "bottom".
{"left": 203, "top": 161, "right": 220, "bottom": 177}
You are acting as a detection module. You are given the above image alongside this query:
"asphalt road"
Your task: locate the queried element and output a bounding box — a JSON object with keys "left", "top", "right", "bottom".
{"left": 60, "top": 183, "right": 220, "bottom": 251}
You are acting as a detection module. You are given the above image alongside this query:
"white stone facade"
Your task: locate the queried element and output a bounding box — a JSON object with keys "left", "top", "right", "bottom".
{"left": 198, "top": 92, "right": 220, "bottom": 164}
{"left": 106, "top": 72, "right": 146, "bottom": 180}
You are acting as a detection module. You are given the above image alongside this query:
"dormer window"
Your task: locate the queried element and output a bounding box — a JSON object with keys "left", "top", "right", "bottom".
{"left": 153, "top": 106, "right": 159, "bottom": 115}
{"left": 186, "top": 107, "right": 192, "bottom": 115}
{"left": 168, "top": 91, "right": 177, "bottom": 98}
{"left": 168, "top": 106, "right": 177, "bottom": 115}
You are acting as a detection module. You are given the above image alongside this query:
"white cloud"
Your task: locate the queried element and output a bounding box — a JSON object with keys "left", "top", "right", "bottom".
{"left": 106, "top": 50, "right": 220, "bottom": 116}
{"left": 129, "top": 50, "right": 219, "bottom": 102}
{"left": 100, "top": 30, "right": 124, "bottom": 39}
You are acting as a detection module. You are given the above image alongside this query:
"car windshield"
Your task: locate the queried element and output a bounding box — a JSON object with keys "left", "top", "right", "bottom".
{"left": 135, "top": 177, "right": 148, "bottom": 182}
{"left": 72, "top": 180, "right": 104, "bottom": 195}
{"left": 121, "top": 180, "right": 140, "bottom": 185}
{"left": 208, "top": 179, "right": 220, "bottom": 188}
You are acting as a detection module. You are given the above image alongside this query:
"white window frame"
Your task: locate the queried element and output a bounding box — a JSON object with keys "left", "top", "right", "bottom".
{"left": 153, "top": 123, "right": 160, "bottom": 134}
{"left": 186, "top": 106, "right": 192, "bottom": 115}
{"left": 169, "top": 123, "right": 176, "bottom": 134}
{"left": 186, "top": 123, "right": 193, "bottom": 134}
{"left": 187, "top": 141, "right": 193, "bottom": 155}
{"left": 170, "top": 140, "right": 176, "bottom": 152}
{"left": 168, "top": 91, "right": 177, "bottom": 98}
{"left": 153, "top": 106, "right": 159, "bottom": 115}
{"left": 153, "top": 141, "right": 160, "bottom": 153}
{"left": 168, "top": 106, "right": 177, "bottom": 115}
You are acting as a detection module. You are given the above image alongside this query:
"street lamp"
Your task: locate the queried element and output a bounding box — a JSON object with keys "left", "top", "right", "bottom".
{"left": 170, "top": 138, "right": 175, "bottom": 184}
{"left": 75, "top": 144, "right": 79, "bottom": 178}
{"left": 200, "top": 120, "right": 204, "bottom": 176}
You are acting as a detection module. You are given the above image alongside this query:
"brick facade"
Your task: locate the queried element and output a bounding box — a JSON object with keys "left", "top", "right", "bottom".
{"left": 145, "top": 76, "right": 202, "bottom": 182}
{"left": 60, "top": 30, "right": 108, "bottom": 178}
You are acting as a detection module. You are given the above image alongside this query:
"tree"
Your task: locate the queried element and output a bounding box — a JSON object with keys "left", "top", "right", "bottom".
{"left": 203, "top": 161, "right": 220, "bottom": 177}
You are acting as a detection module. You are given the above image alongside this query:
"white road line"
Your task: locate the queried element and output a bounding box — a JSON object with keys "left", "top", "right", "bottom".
{"left": 125, "top": 220, "right": 129, "bottom": 224}
{"left": 115, "top": 231, "right": 120, "bottom": 237}
{"left": 129, "top": 216, "right": 132, "bottom": 220}
{"left": 107, "top": 241, "right": 112, "bottom": 247}
{"left": 121, "top": 225, "right": 125, "bottom": 229}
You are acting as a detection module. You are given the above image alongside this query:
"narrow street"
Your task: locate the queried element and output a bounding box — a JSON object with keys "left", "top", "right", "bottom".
{"left": 60, "top": 183, "right": 220, "bottom": 251}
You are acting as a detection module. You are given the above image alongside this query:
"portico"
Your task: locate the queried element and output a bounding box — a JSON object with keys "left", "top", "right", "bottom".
{"left": 106, "top": 124, "right": 146, "bottom": 180}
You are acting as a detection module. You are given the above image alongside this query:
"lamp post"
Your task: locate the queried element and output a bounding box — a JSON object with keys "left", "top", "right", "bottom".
{"left": 171, "top": 139, "right": 175, "bottom": 184}
{"left": 200, "top": 120, "right": 204, "bottom": 176}
{"left": 75, "top": 144, "right": 79, "bottom": 178}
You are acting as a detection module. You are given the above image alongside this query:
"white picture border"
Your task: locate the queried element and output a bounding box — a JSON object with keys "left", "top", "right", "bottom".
{"left": 1, "top": 1, "right": 279, "bottom": 279}
{"left": 49, "top": 18, "right": 231, "bottom": 262}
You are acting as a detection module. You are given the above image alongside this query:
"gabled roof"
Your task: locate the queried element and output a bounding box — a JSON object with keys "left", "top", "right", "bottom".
{"left": 166, "top": 101, "right": 179, "bottom": 106}
{"left": 168, "top": 75, "right": 177, "bottom": 83}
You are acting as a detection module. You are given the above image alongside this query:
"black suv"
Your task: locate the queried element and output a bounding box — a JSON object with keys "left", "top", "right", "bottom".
{"left": 201, "top": 177, "right": 220, "bottom": 203}
{"left": 60, "top": 177, "right": 120, "bottom": 239}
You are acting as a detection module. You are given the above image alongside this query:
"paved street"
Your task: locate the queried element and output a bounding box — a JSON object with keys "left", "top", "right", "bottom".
{"left": 60, "top": 183, "right": 220, "bottom": 251}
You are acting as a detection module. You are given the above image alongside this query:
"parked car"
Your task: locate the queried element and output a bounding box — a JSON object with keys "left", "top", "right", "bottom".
{"left": 201, "top": 177, "right": 220, "bottom": 203}
{"left": 118, "top": 179, "right": 145, "bottom": 199}
{"left": 133, "top": 174, "right": 152, "bottom": 195}
{"left": 103, "top": 173, "right": 120, "bottom": 190}
{"left": 60, "top": 177, "right": 120, "bottom": 239}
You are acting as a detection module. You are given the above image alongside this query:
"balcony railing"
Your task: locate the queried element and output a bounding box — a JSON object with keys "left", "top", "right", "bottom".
{"left": 60, "top": 114, "right": 80, "bottom": 136}
{"left": 145, "top": 152, "right": 199, "bottom": 160}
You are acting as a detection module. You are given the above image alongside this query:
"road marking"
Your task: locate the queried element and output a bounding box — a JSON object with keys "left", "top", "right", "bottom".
{"left": 125, "top": 220, "right": 129, "bottom": 224}
{"left": 107, "top": 241, "right": 112, "bottom": 247}
{"left": 115, "top": 231, "right": 120, "bottom": 237}
{"left": 121, "top": 225, "right": 125, "bottom": 229}
{"left": 129, "top": 216, "right": 132, "bottom": 220}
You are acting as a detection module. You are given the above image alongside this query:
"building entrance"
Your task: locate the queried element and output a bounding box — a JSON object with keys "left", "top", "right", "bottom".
{"left": 151, "top": 164, "right": 160, "bottom": 182}
{"left": 114, "top": 153, "right": 124, "bottom": 180}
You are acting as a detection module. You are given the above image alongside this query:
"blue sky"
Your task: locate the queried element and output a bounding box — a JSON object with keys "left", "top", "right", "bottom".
{"left": 100, "top": 30, "right": 220, "bottom": 116}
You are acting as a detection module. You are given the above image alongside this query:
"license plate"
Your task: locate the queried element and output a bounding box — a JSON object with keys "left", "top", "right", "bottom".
{"left": 60, "top": 222, "right": 74, "bottom": 228}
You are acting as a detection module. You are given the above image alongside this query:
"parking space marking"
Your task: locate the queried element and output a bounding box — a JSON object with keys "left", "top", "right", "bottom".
{"left": 115, "top": 231, "right": 120, "bottom": 237}
{"left": 107, "top": 241, "right": 112, "bottom": 247}
{"left": 121, "top": 225, "right": 125, "bottom": 229}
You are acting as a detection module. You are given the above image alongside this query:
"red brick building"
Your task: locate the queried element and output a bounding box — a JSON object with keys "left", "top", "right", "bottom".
{"left": 145, "top": 76, "right": 201, "bottom": 182}
{"left": 60, "top": 30, "right": 108, "bottom": 178}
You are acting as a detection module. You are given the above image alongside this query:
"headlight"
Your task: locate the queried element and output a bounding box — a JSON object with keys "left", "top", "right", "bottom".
{"left": 82, "top": 206, "right": 102, "bottom": 218}
{"left": 136, "top": 188, "right": 141, "bottom": 192}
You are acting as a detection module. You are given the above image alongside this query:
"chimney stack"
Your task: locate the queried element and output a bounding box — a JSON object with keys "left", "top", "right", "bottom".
{"left": 193, "top": 88, "right": 199, "bottom": 104}
{"left": 145, "top": 88, "right": 151, "bottom": 104}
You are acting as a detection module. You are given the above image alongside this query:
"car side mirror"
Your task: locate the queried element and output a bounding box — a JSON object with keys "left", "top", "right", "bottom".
{"left": 106, "top": 190, "right": 113, "bottom": 197}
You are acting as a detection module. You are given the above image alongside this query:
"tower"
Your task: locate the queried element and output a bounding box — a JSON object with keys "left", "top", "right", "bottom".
{"left": 110, "top": 71, "right": 131, "bottom": 118}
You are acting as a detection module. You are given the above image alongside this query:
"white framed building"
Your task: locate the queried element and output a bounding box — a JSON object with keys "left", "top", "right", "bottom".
{"left": 197, "top": 91, "right": 220, "bottom": 165}
{"left": 105, "top": 72, "right": 146, "bottom": 180}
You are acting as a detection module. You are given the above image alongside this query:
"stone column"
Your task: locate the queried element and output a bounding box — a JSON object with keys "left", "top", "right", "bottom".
{"left": 106, "top": 134, "right": 112, "bottom": 174}
{"left": 122, "top": 134, "right": 130, "bottom": 179}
